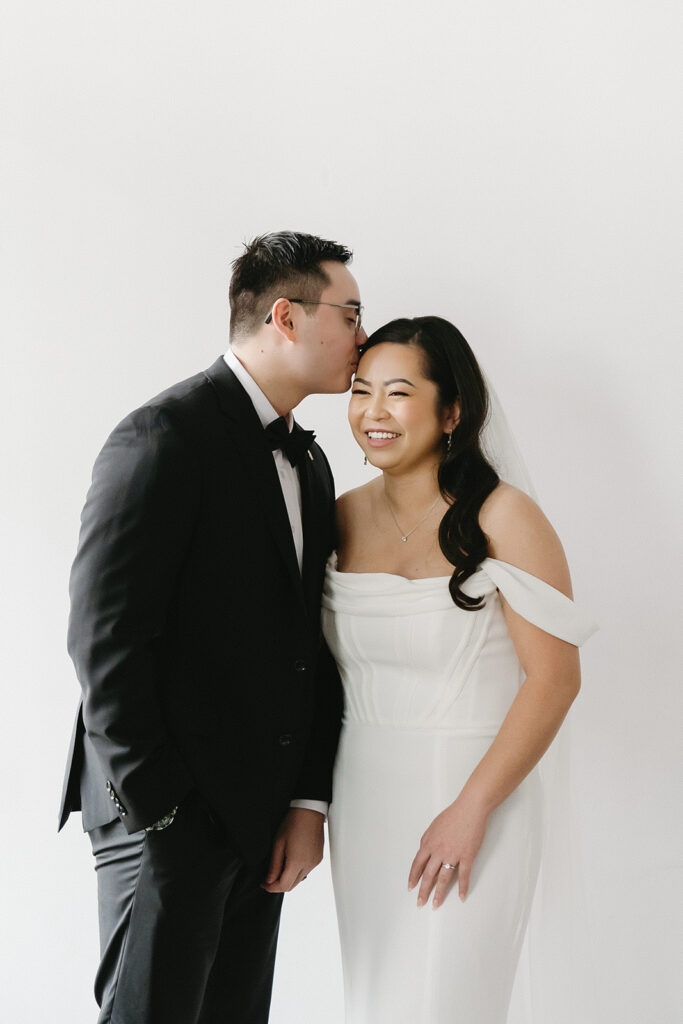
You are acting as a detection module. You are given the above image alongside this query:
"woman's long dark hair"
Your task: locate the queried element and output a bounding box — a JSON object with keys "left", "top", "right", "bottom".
{"left": 360, "top": 316, "right": 499, "bottom": 610}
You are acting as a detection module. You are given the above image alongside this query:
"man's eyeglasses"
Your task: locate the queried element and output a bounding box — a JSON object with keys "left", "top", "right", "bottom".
{"left": 265, "top": 299, "right": 363, "bottom": 333}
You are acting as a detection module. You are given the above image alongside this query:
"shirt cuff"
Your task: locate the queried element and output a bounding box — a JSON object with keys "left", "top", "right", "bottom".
{"left": 289, "top": 799, "right": 329, "bottom": 818}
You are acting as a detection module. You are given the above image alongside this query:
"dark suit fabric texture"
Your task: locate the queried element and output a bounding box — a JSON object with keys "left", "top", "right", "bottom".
{"left": 58, "top": 356, "right": 342, "bottom": 1023}
{"left": 88, "top": 798, "right": 284, "bottom": 1024}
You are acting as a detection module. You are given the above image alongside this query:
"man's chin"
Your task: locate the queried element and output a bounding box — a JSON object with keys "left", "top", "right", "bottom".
{"left": 316, "top": 373, "right": 355, "bottom": 395}
{"left": 339, "top": 368, "right": 357, "bottom": 392}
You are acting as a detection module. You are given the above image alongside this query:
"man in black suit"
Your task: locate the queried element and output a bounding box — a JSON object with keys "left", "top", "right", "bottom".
{"left": 58, "top": 231, "right": 366, "bottom": 1023}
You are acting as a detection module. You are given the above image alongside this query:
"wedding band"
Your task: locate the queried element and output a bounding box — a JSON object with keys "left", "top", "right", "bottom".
{"left": 442, "top": 863, "right": 457, "bottom": 870}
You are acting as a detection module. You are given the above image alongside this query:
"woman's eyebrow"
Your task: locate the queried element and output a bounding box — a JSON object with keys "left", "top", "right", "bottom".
{"left": 352, "top": 378, "right": 416, "bottom": 387}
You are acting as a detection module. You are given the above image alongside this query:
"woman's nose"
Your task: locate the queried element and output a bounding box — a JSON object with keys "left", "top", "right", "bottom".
{"left": 365, "top": 396, "right": 388, "bottom": 420}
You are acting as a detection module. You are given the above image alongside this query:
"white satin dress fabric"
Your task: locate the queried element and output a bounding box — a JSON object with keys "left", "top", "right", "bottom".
{"left": 322, "top": 554, "right": 598, "bottom": 1024}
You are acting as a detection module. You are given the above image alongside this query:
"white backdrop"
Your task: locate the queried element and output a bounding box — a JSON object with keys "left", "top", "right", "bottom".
{"left": 1, "top": 2, "right": 681, "bottom": 1022}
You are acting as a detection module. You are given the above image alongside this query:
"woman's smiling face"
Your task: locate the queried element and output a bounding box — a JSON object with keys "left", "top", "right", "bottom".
{"left": 348, "top": 342, "right": 458, "bottom": 472}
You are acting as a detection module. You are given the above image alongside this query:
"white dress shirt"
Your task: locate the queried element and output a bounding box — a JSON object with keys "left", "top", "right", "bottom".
{"left": 224, "top": 348, "right": 328, "bottom": 819}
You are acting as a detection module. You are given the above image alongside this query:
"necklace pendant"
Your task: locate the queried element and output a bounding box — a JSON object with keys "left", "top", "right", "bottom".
{"left": 401, "top": 536, "right": 407, "bottom": 543}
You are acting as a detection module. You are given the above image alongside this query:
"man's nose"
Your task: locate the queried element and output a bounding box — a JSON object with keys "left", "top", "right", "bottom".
{"left": 356, "top": 326, "right": 368, "bottom": 346}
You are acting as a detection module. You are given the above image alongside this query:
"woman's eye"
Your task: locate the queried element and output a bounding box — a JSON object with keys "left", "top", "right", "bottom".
{"left": 351, "top": 389, "right": 369, "bottom": 395}
{"left": 389, "top": 391, "right": 408, "bottom": 397}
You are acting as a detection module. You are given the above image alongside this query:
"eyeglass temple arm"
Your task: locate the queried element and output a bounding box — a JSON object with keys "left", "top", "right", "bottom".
{"left": 265, "top": 301, "right": 361, "bottom": 326}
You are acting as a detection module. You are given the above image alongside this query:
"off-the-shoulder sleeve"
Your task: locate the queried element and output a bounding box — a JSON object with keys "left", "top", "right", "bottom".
{"left": 480, "top": 558, "right": 599, "bottom": 646}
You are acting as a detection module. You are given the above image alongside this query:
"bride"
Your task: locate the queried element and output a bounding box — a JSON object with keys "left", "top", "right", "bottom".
{"left": 322, "top": 316, "right": 597, "bottom": 1023}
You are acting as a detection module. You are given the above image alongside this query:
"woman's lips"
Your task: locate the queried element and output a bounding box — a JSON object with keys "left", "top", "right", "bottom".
{"left": 365, "top": 431, "right": 401, "bottom": 448}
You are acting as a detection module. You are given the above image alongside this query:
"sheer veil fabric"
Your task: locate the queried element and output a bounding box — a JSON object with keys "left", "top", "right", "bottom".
{"left": 480, "top": 374, "right": 598, "bottom": 1023}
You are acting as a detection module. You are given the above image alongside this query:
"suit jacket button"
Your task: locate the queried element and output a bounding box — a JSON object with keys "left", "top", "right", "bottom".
{"left": 294, "top": 660, "right": 307, "bottom": 673}
{"left": 278, "top": 734, "right": 293, "bottom": 747}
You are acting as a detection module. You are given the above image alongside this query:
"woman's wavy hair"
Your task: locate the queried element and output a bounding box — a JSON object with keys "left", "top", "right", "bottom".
{"left": 359, "top": 316, "right": 499, "bottom": 610}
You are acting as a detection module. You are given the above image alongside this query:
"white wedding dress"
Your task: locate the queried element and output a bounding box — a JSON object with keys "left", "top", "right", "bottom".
{"left": 322, "top": 553, "right": 597, "bottom": 1024}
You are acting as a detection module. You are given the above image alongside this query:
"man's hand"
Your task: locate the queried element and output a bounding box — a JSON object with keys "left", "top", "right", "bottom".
{"left": 261, "top": 807, "right": 325, "bottom": 893}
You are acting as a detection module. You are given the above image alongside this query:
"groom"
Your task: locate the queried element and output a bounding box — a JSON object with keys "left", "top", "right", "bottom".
{"left": 58, "top": 231, "right": 365, "bottom": 1023}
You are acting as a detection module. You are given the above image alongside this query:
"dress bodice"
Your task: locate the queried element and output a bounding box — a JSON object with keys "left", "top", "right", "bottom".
{"left": 324, "top": 555, "right": 599, "bottom": 1024}
{"left": 321, "top": 554, "right": 597, "bottom": 734}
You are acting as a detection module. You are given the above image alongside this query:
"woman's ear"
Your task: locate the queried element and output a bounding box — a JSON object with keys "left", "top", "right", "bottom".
{"left": 443, "top": 398, "right": 461, "bottom": 434}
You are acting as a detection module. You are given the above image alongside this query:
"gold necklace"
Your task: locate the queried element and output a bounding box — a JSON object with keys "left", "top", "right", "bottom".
{"left": 385, "top": 493, "right": 442, "bottom": 543}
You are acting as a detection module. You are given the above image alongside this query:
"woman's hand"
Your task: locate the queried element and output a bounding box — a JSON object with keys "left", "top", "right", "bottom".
{"left": 408, "top": 791, "right": 489, "bottom": 908}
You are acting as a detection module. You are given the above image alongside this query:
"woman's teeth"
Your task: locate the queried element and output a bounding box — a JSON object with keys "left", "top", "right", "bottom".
{"left": 366, "top": 432, "right": 400, "bottom": 439}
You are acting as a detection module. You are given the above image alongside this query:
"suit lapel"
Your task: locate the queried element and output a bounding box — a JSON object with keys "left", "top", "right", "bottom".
{"left": 297, "top": 445, "right": 318, "bottom": 615}
{"left": 204, "top": 357, "right": 305, "bottom": 607}
{"left": 298, "top": 434, "right": 334, "bottom": 616}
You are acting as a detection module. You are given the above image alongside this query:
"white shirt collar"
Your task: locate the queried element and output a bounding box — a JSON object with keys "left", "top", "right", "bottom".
{"left": 224, "top": 347, "right": 293, "bottom": 432}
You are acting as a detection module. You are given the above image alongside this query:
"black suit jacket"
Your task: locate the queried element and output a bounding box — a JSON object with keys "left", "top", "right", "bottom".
{"left": 58, "top": 356, "right": 343, "bottom": 865}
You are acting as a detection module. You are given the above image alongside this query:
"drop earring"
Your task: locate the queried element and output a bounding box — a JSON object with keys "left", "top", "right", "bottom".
{"left": 363, "top": 455, "right": 368, "bottom": 466}
{"left": 447, "top": 432, "right": 454, "bottom": 452}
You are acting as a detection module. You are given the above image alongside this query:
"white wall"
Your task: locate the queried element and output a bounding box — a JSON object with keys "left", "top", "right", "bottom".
{"left": 1, "top": 2, "right": 681, "bottom": 1021}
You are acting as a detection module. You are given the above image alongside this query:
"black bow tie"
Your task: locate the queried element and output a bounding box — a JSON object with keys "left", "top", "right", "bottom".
{"left": 264, "top": 416, "right": 316, "bottom": 467}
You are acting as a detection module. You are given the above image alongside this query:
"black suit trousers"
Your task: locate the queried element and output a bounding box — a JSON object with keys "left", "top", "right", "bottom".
{"left": 89, "top": 792, "right": 283, "bottom": 1024}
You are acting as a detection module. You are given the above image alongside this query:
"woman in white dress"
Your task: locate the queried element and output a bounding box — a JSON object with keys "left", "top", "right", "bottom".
{"left": 322, "top": 317, "right": 597, "bottom": 1024}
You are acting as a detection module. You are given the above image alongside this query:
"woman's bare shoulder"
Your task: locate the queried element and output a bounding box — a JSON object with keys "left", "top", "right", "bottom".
{"left": 336, "top": 479, "right": 379, "bottom": 539}
{"left": 479, "top": 482, "right": 572, "bottom": 595}
{"left": 336, "top": 479, "right": 378, "bottom": 517}
{"left": 479, "top": 481, "right": 541, "bottom": 534}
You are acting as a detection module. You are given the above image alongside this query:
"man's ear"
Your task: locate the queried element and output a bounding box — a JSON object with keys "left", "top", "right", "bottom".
{"left": 443, "top": 398, "right": 461, "bottom": 434}
{"left": 268, "top": 297, "right": 296, "bottom": 339}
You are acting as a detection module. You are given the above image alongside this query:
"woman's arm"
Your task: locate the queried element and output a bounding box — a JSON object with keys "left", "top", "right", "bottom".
{"left": 463, "top": 483, "right": 581, "bottom": 815}
{"left": 408, "top": 484, "right": 581, "bottom": 907}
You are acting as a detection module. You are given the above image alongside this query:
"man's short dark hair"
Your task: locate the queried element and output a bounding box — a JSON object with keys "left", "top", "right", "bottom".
{"left": 229, "top": 231, "right": 353, "bottom": 339}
